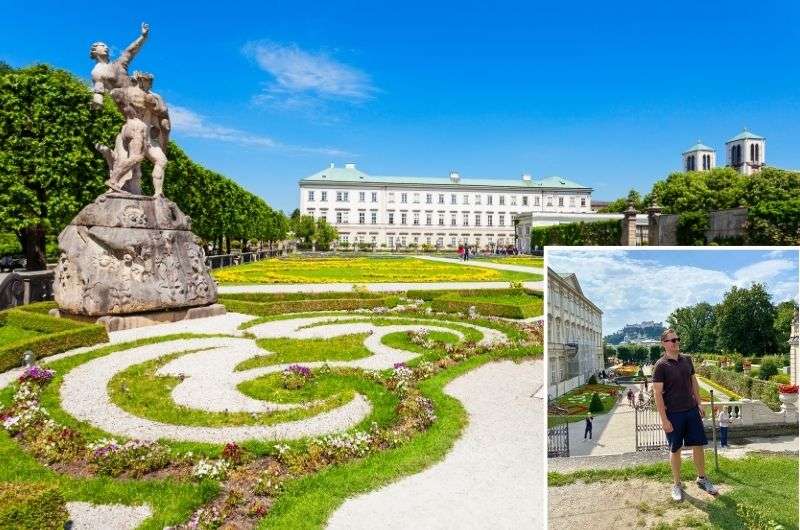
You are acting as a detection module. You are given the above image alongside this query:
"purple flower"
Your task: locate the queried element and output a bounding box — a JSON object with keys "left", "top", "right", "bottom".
{"left": 18, "top": 365, "right": 55, "bottom": 384}
{"left": 285, "top": 365, "right": 312, "bottom": 378}
{"left": 393, "top": 362, "right": 408, "bottom": 370}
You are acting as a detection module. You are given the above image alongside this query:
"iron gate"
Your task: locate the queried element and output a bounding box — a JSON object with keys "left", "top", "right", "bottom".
{"left": 548, "top": 423, "right": 570, "bottom": 457}
{"left": 634, "top": 399, "right": 669, "bottom": 451}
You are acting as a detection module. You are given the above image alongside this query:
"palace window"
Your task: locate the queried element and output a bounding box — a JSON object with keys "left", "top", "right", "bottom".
{"left": 359, "top": 192, "right": 365, "bottom": 202}
{"left": 401, "top": 212, "right": 408, "bottom": 225}
{"left": 336, "top": 191, "right": 349, "bottom": 202}
{"left": 438, "top": 193, "right": 445, "bottom": 204}
{"left": 413, "top": 192, "right": 420, "bottom": 204}
{"left": 558, "top": 197, "right": 564, "bottom": 207}
{"left": 534, "top": 196, "right": 540, "bottom": 206}
{"left": 510, "top": 196, "right": 517, "bottom": 206}
{"left": 371, "top": 211, "right": 377, "bottom": 224}
{"left": 487, "top": 195, "right": 493, "bottom": 205}
{"left": 522, "top": 196, "right": 528, "bottom": 206}
{"left": 499, "top": 195, "right": 505, "bottom": 206}
{"left": 499, "top": 214, "right": 505, "bottom": 226}
{"left": 388, "top": 192, "right": 395, "bottom": 203}
{"left": 463, "top": 213, "right": 469, "bottom": 226}
{"left": 580, "top": 197, "right": 586, "bottom": 207}
{"left": 308, "top": 190, "right": 315, "bottom": 201}
{"left": 475, "top": 194, "right": 481, "bottom": 205}
{"left": 413, "top": 212, "right": 420, "bottom": 226}
{"left": 426, "top": 193, "right": 433, "bottom": 204}
{"left": 451, "top": 213, "right": 457, "bottom": 226}
{"left": 358, "top": 211, "right": 365, "bottom": 224}
{"left": 463, "top": 194, "right": 469, "bottom": 205}
{"left": 438, "top": 213, "right": 445, "bottom": 226}
{"left": 426, "top": 212, "right": 432, "bottom": 225}
{"left": 487, "top": 214, "right": 493, "bottom": 226}
{"left": 388, "top": 212, "right": 395, "bottom": 225}
{"left": 321, "top": 191, "right": 327, "bottom": 202}
{"left": 474, "top": 213, "right": 481, "bottom": 226}
{"left": 451, "top": 194, "right": 457, "bottom": 205}
{"left": 372, "top": 191, "right": 378, "bottom": 202}
{"left": 569, "top": 196, "right": 575, "bottom": 207}
{"left": 401, "top": 193, "right": 408, "bottom": 204}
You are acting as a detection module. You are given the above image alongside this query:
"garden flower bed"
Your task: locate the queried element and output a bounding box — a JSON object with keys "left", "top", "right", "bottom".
{"left": 0, "top": 305, "right": 542, "bottom": 529}
{"left": 212, "top": 256, "right": 541, "bottom": 284}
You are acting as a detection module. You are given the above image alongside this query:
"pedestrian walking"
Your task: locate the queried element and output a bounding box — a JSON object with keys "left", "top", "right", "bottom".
{"left": 716, "top": 407, "right": 732, "bottom": 448}
{"left": 584, "top": 413, "right": 594, "bottom": 440}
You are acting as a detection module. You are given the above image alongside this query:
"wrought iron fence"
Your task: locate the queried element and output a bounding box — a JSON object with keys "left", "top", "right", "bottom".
{"left": 205, "top": 250, "right": 279, "bottom": 270}
{"left": 634, "top": 399, "right": 669, "bottom": 451}
{"left": 547, "top": 423, "right": 570, "bottom": 457}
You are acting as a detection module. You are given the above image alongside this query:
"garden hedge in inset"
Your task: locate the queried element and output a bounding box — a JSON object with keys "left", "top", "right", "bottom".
{"left": 696, "top": 364, "right": 780, "bottom": 411}
{"left": 0, "top": 482, "right": 69, "bottom": 530}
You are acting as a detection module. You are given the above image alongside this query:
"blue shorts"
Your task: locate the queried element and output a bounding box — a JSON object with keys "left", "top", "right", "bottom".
{"left": 665, "top": 407, "right": 707, "bottom": 453}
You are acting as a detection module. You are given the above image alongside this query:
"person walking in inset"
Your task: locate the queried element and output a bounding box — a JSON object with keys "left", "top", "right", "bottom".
{"left": 653, "top": 329, "right": 718, "bottom": 502}
{"left": 584, "top": 413, "right": 594, "bottom": 440}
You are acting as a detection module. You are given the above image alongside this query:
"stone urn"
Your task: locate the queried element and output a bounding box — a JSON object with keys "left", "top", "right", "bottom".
{"left": 54, "top": 193, "right": 217, "bottom": 317}
{"left": 778, "top": 392, "right": 798, "bottom": 405}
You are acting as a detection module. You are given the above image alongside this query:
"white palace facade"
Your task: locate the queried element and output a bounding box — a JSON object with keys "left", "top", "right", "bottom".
{"left": 298, "top": 164, "right": 593, "bottom": 249}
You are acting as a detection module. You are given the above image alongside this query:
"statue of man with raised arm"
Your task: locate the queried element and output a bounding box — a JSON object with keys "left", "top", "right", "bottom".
{"left": 89, "top": 22, "right": 149, "bottom": 110}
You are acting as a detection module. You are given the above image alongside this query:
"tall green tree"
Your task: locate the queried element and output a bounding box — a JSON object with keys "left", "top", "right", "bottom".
{"left": 773, "top": 300, "right": 799, "bottom": 355}
{"left": 667, "top": 302, "right": 717, "bottom": 353}
{"left": 715, "top": 284, "right": 776, "bottom": 356}
{"left": 0, "top": 64, "right": 121, "bottom": 268}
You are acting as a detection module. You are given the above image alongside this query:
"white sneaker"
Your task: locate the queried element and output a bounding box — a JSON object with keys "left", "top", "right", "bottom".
{"left": 671, "top": 484, "right": 683, "bottom": 501}
{"left": 697, "top": 476, "right": 718, "bottom": 495}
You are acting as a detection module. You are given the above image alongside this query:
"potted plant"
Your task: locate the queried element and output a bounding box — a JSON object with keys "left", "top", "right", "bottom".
{"left": 778, "top": 384, "right": 798, "bottom": 404}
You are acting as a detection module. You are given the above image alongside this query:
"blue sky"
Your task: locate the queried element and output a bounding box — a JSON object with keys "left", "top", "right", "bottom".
{"left": 548, "top": 249, "right": 800, "bottom": 333}
{"left": 2, "top": 1, "right": 799, "bottom": 213}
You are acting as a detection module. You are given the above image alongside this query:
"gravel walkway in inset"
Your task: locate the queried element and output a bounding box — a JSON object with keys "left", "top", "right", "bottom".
{"left": 548, "top": 478, "right": 730, "bottom": 529}
{"left": 326, "top": 359, "right": 544, "bottom": 530}
{"left": 66, "top": 502, "right": 151, "bottom": 530}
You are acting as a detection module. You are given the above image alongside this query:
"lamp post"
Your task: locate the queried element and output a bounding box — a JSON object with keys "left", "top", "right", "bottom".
{"left": 22, "top": 350, "right": 35, "bottom": 368}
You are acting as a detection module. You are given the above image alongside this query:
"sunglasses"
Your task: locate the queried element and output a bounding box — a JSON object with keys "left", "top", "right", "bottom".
{"left": 662, "top": 338, "right": 680, "bottom": 344}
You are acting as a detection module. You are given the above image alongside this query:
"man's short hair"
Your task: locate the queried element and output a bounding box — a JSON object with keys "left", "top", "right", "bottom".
{"left": 661, "top": 328, "right": 677, "bottom": 342}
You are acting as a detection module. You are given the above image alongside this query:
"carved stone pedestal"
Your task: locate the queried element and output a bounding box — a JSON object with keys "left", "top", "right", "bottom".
{"left": 50, "top": 303, "right": 226, "bottom": 332}
{"left": 54, "top": 193, "right": 218, "bottom": 317}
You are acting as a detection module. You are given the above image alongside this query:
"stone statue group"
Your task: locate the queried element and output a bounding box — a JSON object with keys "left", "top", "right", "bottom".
{"left": 90, "top": 23, "right": 169, "bottom": 196}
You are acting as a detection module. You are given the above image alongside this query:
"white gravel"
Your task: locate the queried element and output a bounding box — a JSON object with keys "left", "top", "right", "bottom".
{"left": 326, "top": 359, "right": 545, "bottom": 530}
{"left": 66, "top": 501, "right": 151, "bottom": 530}
{"left": 59, "top": 337, "right": 371, "bottom": 443}
{"left": 109, "top": 312, "right": 255, "bottom": 343}
{"left": 57, "top": 316, "right": 512, "bottom": 444}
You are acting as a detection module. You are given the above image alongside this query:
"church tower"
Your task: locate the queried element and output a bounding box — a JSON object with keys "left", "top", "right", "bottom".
{"left": 726, "top": 128, "right": 765, "bottom": 175}
{"left": 682, "top": 141, "right": 715, "bottom": 172}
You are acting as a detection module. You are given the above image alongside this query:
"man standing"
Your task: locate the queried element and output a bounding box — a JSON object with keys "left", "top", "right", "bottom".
{"left": 584, "top": 413, "right": 593, "bottom": 440}
{"left": 653, "top": 329, "right": 718, "bottom": 501}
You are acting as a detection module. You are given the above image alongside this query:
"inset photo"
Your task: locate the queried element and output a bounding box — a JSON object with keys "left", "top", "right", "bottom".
{"left": 546, "top": 247, "right": 799, "bottom": 530}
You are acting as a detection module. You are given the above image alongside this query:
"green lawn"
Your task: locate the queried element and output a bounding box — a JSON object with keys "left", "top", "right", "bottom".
{"left": 239, "top": 333, "right": 374, "bottom": 370}
{"left": 213, "top": 256, "right": 541, "bottom": 284}
{"left": 549, "top": 453, "right": 798, "bottom": 530}
{"left": 0, "top": 324, "right": 42, "bottom": 344}
{"left": 444, "top": 290, "right": 544, "bottom": 313}
{"left": 548, "top": 383, "right": 621, "bottom": 427}
{"left": 480, "top": 256, "right": 543, "bottom": 268}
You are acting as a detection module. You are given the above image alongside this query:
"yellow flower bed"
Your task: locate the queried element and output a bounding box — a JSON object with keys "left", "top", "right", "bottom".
{"left": 213, "top": 257, "right": 536, "bottom": 284}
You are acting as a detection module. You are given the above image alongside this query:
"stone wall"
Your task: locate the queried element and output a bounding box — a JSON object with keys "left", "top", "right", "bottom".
{"left": 707, "top": 207, "right": 748, "bottom": 241}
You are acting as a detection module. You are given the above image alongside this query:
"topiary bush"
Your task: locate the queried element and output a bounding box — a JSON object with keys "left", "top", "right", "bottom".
{"left": 588, "top": 392, "right": 604, "bottom": 414}
{"left": 757, "top": 356, "right": 781, "bottom": 381}
{"left": 531, "top": 220, "right": 621, "bottom": 247}
{"left": 587, "top": 374, "right": 598, "bottom": 385}
{"left": 0, "top": 482, "right": 69, "bottom": 530}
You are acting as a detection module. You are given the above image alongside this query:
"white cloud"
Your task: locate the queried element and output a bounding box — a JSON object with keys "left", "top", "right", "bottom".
{"left": 243, "top": 41, "right": 375, "bottom": 110}
{"left": 170, "top": 105, "right": 349, "bottom": 156}
{"left": 548, "top": 250, "right": 798, "bottom": 334}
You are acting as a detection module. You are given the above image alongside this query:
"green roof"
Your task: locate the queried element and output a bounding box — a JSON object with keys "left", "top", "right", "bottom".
{"left": 300, "top": 165, "right": 591, "bottom": 189}
{"left": 727, "top": 129, "right": 764, "bottom": 142}
{"left": 683, "top": 141, "right": 714, "bottom": 154}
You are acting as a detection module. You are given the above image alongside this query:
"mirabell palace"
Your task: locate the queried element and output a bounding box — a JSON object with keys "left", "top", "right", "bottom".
{"left": 298, "top": 164, "right": 592, "bottom": 249}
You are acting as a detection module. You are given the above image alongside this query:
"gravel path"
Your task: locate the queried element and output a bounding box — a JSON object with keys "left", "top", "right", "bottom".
{"left": 218, "top": 280, "right": 544, "bottom": 294}
{"left": 326, "top": 359, "right": 544, "bottom": 530}
{"left": 549, "top": 478, "right": 729, "bottom": 529}
{"left": 60, "top": 337, "right": 372, "bottom": 443}
{"left": 413, "top": 254, "right": 544, "bottom": 275}
{"left": 568, "top": 384, "right": 639, "bottom": 456}
{"left": 66, "top": 502, "right": 151, "bottom": 530}
{"left": 108, "top": 312, "right": 255, "bottom": 343}
{"left": 59, "top": 316, "right": 510, "bottom": 443}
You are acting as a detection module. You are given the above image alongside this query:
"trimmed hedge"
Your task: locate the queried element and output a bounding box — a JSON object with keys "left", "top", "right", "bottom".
{"left": 0, "top": 308, "right": 109, "bottom": 373}
{"left": 0, "top": 482, "right": 69, "bottom": 530}
{"left": 405, "top": 287, "right": 540, "bottom": 301}
{"left": 220, "top": 291, "right": 385, "bottom": 303}
{"left": 530, "top": 220, "right": 621, "bottom": 247}
{"left": 696, "top": 364, "right": 780, "bottom": 411}
{"left": 220, "top": 296, "right": 397, "bottom": 317}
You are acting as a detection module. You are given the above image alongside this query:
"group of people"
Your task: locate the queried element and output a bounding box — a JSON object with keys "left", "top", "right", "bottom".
{"left": 456, "top": 244, "right": 521, "bottom": 261}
